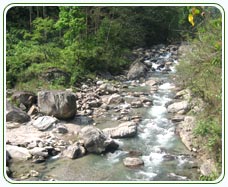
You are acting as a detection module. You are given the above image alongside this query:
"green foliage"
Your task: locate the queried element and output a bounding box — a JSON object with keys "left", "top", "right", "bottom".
{"left": 6, "top": 40, "right": 63, "bottom": 88}
{"left": 199, "top": 172, "right": 219, "bottom": 181}
{"left": 176, "top": 7, "right": 222, "bottom": 173}
{"left": 6, "top": 6, "right": 195, "bottom": 89}
{"left": 55, "top": 7, "right": 86, "bottom": 45}
{"left": 15, "top": 79, "right": 66, "bottom": 92}
{"left": 194, "top": 119, "right": 222, "bottom": 152}
{"left": 176, "top": 11, "right": 222, "bottom": 111}
{"left": 29, "top": 17, "right": 56, "bottom": 43}
{"left": 7, "top": 42, "right": 43, "bottom": 87}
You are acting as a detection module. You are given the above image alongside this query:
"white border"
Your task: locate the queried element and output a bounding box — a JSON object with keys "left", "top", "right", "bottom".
{"left": 1, "top": 1, "right": 226, "bottom": 186}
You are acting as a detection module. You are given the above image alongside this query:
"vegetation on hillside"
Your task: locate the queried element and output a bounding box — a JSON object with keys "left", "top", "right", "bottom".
{"left": 6, "top": 6, "right": 188, "bottom": 90}
{"left": 176, "top": 7, "right": 222, "bottom": 180}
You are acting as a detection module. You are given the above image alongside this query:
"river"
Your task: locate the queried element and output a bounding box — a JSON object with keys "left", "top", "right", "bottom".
{"left": 9, "top": 47, "right": 200, "bottom": 182}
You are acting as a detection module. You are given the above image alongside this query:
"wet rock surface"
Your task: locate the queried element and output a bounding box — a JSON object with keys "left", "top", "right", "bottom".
{"left": 103, "top": 121, "right": 138, "bottom": 138}
{"left": 123, "top": 157, "right": 144, "bottom": 167}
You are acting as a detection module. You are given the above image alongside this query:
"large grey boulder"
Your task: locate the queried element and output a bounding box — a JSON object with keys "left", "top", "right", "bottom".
{"left": 79, "top": 126, "right": 118, "bottom": 154}
{"left": 11, "top": 91, "right": 37, "bottom": 111}
{"left": 103, "top": 121, "right": 137, "bottom": 139}
{"left": 127, "top": 58, "right": 148, "bottom": 80}
{"left": 79, "top": 126, "right": 107, "bottom": 154}
{"left": 32, "top": 116, "right": 58, "bottom": 131}
{"left": 6, "top": 145, "right": 31, "bottom": 161}
{"left": 167, "top": 100, "right": 190, "bottom": 114}
{"left": 6, "top": 101, "right": 30, "bottom": 123}
{"left": 63, "top": 142, "right": 86, "bottom": 159}
{"left": 38, "top": 91, "right": 76, "bottom": 119}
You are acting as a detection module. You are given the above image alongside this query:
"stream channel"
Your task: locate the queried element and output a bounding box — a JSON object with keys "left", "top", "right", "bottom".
{"left": 9, "top": 48, "right": 200, "bottom": 182}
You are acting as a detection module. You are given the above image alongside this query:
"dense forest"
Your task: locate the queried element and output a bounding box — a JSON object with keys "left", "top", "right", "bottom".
{"left": 6, "top": 6, "right": 222, "bottom": 180}
{"left": 6, "top": 6, "right": 191, "bottom": 89}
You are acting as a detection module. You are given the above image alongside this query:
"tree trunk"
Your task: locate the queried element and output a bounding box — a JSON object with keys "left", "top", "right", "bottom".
{"left": 29, "top": 7, "right": 32, "bottom": 32}
{"left": 42, "top": 6, "right": 47, "bottom": 42}
{"left": 85, "top": 7, "right": 88, "bottom": 39}
{"left": 106, "top": 8, "right": 115, "bottom": 43}
{"left": 36, "top": 6, "right": 39, "bottom": 17}
{"left": 42, "top": 6, "right": 46, "bottom": 18}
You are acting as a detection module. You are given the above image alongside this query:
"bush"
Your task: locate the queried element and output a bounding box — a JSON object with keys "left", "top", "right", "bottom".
{"left": 194, "top": 119, "right": 222, "bottom": 152}
{"left": 199, "top": 172, "right": 219, "bottom": 181}
{"left": 176, "top": 9, "right": 222, "bottom": 177}
{"left": 176, "top": 16, "right": 222, "bottom": 110}
{"left": 176, "top": 11, "right": 222, "bottom": 118}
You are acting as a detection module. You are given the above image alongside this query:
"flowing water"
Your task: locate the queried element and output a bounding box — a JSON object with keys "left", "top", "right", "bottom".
{"left": 9, "top": 52, "right": 200, "bottom": 181}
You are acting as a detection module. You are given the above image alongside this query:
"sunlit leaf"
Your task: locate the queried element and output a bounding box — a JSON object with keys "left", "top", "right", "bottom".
{"left": 188, "top": 14, "right": 195, "bottom": 26}
{"left": 192, "top": 7, "right": 200, "bottom": 15}
{"left": 214, "top": 41, "right": 222, "bottom": 50}
{"left": 195, "top": 9, "right": 201, "bottom": 15}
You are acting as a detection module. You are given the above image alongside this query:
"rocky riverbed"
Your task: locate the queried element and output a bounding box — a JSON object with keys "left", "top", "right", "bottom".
{"left": 5, "top": 43, "right": 213, "bottom": 181}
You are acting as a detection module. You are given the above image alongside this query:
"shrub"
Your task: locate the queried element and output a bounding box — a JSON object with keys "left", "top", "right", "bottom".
{"left": 176, "top": 8, "right": 222, "bottom": 177}
{"left": 194, "top": 119, "right": 222, "bottom": 152}
{"left": 199, "top": 172, "right": 219, "bottom": 181}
